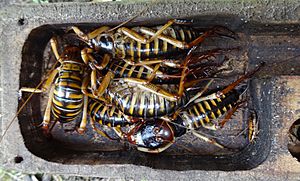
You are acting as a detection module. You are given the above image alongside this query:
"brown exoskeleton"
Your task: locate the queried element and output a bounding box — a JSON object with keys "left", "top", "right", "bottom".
{"left": 17, "top": 37, "right": 108, "bottom": 135}
{"left": 69, "top": 19, "right": 237, "bottom": 101}
{"left": 111, "top": 63, "right": 264, "bottom": 153}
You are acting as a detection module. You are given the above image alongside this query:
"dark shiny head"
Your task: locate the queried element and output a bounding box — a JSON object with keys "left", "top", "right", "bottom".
{"left": 130, "top": 120, "right": 175, "bottom": 153}
{"left": 91, "top": 35, "right": 114, "bottom": 54}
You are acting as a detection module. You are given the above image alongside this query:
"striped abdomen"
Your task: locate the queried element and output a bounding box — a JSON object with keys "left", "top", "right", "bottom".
{"left": 181, "top": 90, "right": 241, "bottom": 129}
{"left": 109, "top": 60, "right": 154, "bottom": 80}
{"left": 108, "top": 83, "right": 189, "bottom": 119}
{"left": 88, "top": 98, "right": 132, "bottom": 127}
{"left": 52, "top": 62, "right": 85, "bottom": 123}
{"left": 108, "top": 59, "right": 176, "bottom": 84}
{"left": 115, "top": 25, "right": 201, "bottom": 58}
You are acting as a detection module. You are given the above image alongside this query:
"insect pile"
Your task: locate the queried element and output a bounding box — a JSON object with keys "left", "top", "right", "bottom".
{"left": 16, "top": 19, "right": 262, "bottom": 154}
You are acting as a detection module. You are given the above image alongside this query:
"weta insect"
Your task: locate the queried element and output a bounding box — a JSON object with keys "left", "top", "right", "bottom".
{"left": 18, "top": 37, "right": 103, "bottom": 134}
{"left": 247, "top": 110, "right": 259, "bottom": 143}
{"left": 112, "top": 63, "right": 264, "bottom": 153}
{"left": 107, "top": 82, "right": 189, "bottom": 119}
{"left": 71, "top": 19, "right": 236, "bottom": 60}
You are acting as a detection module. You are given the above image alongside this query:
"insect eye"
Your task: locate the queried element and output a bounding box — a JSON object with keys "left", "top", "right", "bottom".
{"left": 155, "top": 137, "right": 163, "bottom": 142}
{"left": 153, "top": 127, "right": 161, "bottom": 134}
{"left": 100, "top": 36, "right": 107, "bottom": 43}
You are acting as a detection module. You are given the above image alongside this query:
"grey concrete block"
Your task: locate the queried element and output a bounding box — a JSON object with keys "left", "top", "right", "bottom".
{"left": 0, "top": 1, "right": 300, "bottom": 180}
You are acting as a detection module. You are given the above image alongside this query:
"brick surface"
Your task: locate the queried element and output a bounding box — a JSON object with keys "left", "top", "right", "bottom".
{"left": 0, "top": 1, "right": 300, "bottom": 180}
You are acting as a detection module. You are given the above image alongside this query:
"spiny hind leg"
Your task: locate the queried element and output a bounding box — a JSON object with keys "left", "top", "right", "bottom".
{"left": 120, "top": 19, "right": 191, "bottom": 44}
{"left": 138, "top": 24, "right": 236, "bottom": 49}
{"left": 187, "top": 47, "right": 239, "bottom": 73}
{"left": 184, "top": 79, "right": 214, "bottom": 107}
{"left": 183, "top": 26, "right": 237, "bottom": 49}
{"left": 70, "top": 5, "right": 150, "bottom": 41}
{"left": 218, "top": 100, "right": 246, "bottom": 128}
{"left": 144, "top": 19, "right": 192, "bottom": 43}
{"left": 161, "top": 114, "right": 224, "bottom": 148}
{"left": 216, "top": 62, "right": 264, "bottom": 97}
{"left": 119, "top": 48, "right": 199, "bottom": 101}
{"left": 41, "top": 85, "right": 55, "bottom": 132}
{"left": 145, "top": 63, "right": 162, "bottom": 82}
{"left": 117, "top": 19, "right": 192, "bottom": 46}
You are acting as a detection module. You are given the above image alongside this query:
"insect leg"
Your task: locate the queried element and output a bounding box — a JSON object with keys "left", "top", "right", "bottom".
{"left": 218, "top": 62, "right": 265, "bottom": 96}
{"left": 81, "top": 74, "right": 109, "bottom": 103}
{"left": 188, "top": 26, "right": 238, "bottom": 49}
{"left": 138, "top": 27, "right": 188, "bottom": 49}
{"left": 81, "top": 73, "right": 92, "bottom": 96}
{"left": 218, "top": 100, "right": 246, "bottom": 128}
{"left": 42, "top": 85, "right": 55, "bottom": 132}
{"left": 82, "top": 48, "right": 111, "bottom": 70}
{"left": 95, "top": 71, "right": 114, "bottom": 98}
{"left": 184, "top": 79, "right": 214, "bottom": 107}
{"left": 177, "top": 47, "right": 199, "bottom": 99}
{"left": 20, "top": 37, "right": 60, "bottom": 95}
{"left": 144, "top": 63, "right": 161, "bottom": 82}
{"left": 90, "top": 117, "right": 119, "bottom": 140}
{"left": 121, "top": 58, "right": 182, "bottom": 80}
{"left": 77, "top": 95, "right": 88, "bottom": 134}
{"left": 122, "top": 57, "right": 181, "bottom": 68}
{"left": 19, "top": 68, "right": 59, "bottom": 94}
{"left": 70, "top": 26, "right": 110, "bottom": 41}
{"left": 50, "top": 37, "right": 62, "bottom": 62}
{"left": 143, "top": 19, "right": 192, "bottom": 43}
{"left": 112, "top": 122, "right": 143, "bottom": 140}
{"left": 194, "top": 62, "right": 265, "bottom": 103}
{"left": 81, "top": 48, "right": 94, "bottom": 64}
{"left": 117, "top": 27, "right": 149, "bottom": 44}
{"left": 81, "top": 49, "right": 101, "bottom": 93}
{"left": 112, "top": 127, "right": 126, "bottom": 139}
{"left": 140, "top": 25, "right": 236, "bottom": 50}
